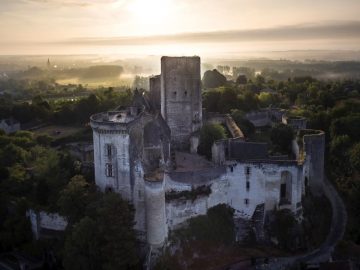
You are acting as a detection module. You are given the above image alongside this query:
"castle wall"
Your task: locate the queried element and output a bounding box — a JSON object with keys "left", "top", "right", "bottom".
{"left": 282, "top": 116, "right": 307, "bottom": 131}
{"left": 212, "top": 140, "right": 227, "bottom": 165}
{"left": 149, "top": 75, "right": 161, "bottom": 111}
{"left": 92, "top": 127, "right": 132, "bottom": 199}
{"left": 303, "top": 131, "right": 325, "bottom": 195}
{"left": 161, "top": 56, "right": 202, "bottom": 149}
{"left": 245, "top": 111, "right": 271, "bottom": 127}
{"left": 145, "top": 179, "right": 167, "bottom": 246}
{"left": 132, "top": 161, "right": 146, "bottom": 239}
{"left": 164, "top": 162, "right": 303, "bottom": 230}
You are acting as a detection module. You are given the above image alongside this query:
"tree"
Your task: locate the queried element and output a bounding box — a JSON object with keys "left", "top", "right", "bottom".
{"left": 349, "top": 143, "right": 360, "bottom": 172}
{"left": 63, "top": 217, "right": 101, "bottom": 270}
{"left": 236, "top": 74, "right": 247, "bottom": 85}
{"left": 231, "top": 110, "right": 255, "bottom": 137}
{"left": 258, "top": 92, "right": 275, "bottom": 107}
{"left": 219, "top": 87, "right": 239, "bottom": 113}
{"left": 255, "top": 75, "right": 265, "bottom": 85}
{"left": 62, "top": 193, "right": 139, "bottom": 270}
{"left": 270, "top": 124, "right": 294, "bottom": 153}
{"left": 330, "top": 115, "right": 360, "bottom": 141}
{"left": 202, "top": 90, "right": 222, "bottom": 112}
{"left": 58, "top": 175, "right": 93, "bottom": 224}
{"left": 198, "top": 124, "right": 227, "bottom": 159}
{"left": 97, "top": 193, "right": 139, "bottom": 270}
{"left": 239, "top": 91, "right": 259, "bottom": 112}
{"left": 270, "top": 209, "right": 297, "bottom": 250}
{"left": 202, "top": 69, "right": 226, "bottom": 88}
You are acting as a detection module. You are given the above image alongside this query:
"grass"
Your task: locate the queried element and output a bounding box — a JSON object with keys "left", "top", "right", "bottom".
{"left": 56, "top": 77, "right": 133, "bottom": 89}
{"left": 34, "top": 125, "right": 85, "bottom": 139}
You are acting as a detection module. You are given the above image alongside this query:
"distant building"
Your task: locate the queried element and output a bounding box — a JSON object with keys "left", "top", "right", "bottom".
{"left": 0, "top": 118, "right": 20, "bottom": 134}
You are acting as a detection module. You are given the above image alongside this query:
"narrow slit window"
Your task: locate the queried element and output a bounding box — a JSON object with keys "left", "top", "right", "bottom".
{"left": 244, "top": 198, "right": 249, "bottom": 205}
{"left": 106, "top": 144, "right": 112, "bottom": 157}
{"left": 246, "top": 181, "right": 250, "bottom": 191}
{"left": 105, "top": 163, "right": 113, "bottom": 177}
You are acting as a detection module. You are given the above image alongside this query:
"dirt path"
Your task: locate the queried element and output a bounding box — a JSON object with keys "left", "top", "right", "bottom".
{"left": 223, "top": 177, "right": 347, "bottom": 270}
{"left": 254, "top": 177, "right": 347, "bottom": 270}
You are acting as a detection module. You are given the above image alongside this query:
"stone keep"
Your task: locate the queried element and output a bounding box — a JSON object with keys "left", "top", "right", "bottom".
{"left": 161, "top": 56, "right": 202, "bottom": 149}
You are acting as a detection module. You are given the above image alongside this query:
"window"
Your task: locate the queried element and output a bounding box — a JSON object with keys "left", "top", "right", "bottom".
{"left": 173, "top": 91, "right": 177, "bottom": 96}
{"left": 184, "top": 91, "right": 188, "bottom": 96}
{"left": 106, "top": 144, "right": 112, "bottom": 157}
{"left": 105, "top": 163, "right": 113, "bottom": 177}
{"left": 245, "top": 166, "right": 251, "bottom": 175}
{"left": 230, "top": 166, "right": 233, "bottom": 172}
{"left": 244, "top": 198, "right": 249, "bottom": 205}
{"left": 246, "top": 181, "right": 250, "bottom": 191}
{"left": 280, "top": 183, "right": 286, "bottom": 199}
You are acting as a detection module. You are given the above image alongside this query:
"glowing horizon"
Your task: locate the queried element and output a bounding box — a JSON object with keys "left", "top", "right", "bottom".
{"left": 1, "top": 0, "right": 360, "bottom": 56}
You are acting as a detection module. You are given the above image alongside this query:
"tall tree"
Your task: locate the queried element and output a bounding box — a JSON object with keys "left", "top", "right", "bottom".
{"left": 198, "top": 124, "right": 227, "bottom": 159}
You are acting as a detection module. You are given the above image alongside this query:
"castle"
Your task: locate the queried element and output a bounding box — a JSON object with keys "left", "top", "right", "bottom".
{"left": 90, "top": 56, "right": 325, "bottom": 247}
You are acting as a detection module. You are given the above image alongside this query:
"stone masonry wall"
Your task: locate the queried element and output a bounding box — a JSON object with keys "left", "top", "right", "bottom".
{"left": 161, "top": 56, "right": 202, "bottom": 149}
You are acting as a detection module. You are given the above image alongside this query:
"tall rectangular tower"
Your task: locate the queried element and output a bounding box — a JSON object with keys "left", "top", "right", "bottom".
{"left": 161, "top": 56, "right": 202, "bottom": 149}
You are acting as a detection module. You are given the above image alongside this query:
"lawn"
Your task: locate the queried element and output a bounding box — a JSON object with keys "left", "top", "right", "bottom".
{"left": 34, "top": 125, "right": 85, "bottom": 139}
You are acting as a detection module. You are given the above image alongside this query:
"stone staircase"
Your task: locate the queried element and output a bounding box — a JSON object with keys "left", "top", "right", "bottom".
{"left": 234, "top": 217, "right": 253, "bottom": 242}
{"left": 252, "top": 203, "right": 266, "bottom": 242}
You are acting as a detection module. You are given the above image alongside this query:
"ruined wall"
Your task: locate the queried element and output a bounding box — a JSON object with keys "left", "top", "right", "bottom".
{"left": 164, "top": 161, "right": 303, "bottom": 230}
{"left": 282, "top": 116, "right": 307, "bottom": 131}
{"left": 161, "top": 56, "right": 202, "bottom": 149}
{"left": 303, "top": 130, "right": 325, "bottom": 195}
{"left": 245, "top": 111, "right": 271, "bottom": 127}
{"left": 212, "top": 140, "right": 227, "bottom": 165}
{"left": 190, "top": 134, "right": 200, "bottom": 154}
{"left": 27, "top": 210, "right": 67, "bottom": 240}
{"left": 132, "top": 160, "right": 146, "bottom": 239}
{"left": 149, "top": 75, "right": 161, "bottom": 111}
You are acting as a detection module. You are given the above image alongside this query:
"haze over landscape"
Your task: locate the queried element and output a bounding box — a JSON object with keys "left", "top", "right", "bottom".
{"left": 1, "top": 0, "right": 360, "bottom": 57}
{"left": 2, "top": 1, "right": 360, "bottom": 270}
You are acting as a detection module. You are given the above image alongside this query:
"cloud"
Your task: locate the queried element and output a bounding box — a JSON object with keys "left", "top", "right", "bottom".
{"left": 58, "top": 21, "right": 360, "bottom": 46}
{"left": 24, "top": 0, "right": 92, "bottom": 7}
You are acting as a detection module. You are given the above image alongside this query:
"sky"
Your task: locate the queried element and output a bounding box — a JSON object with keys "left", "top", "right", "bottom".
{"left": 1, "top": 0, "right": 360, "bottom": 56}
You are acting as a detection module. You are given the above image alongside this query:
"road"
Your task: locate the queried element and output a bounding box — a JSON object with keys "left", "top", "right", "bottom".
{"left": 224, "top": 177, "right": 347, "bottom": 270}
{"left": 256, "top": 177, "right": 347, "bottom": 270}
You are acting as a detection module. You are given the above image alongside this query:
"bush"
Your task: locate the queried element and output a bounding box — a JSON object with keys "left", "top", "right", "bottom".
{"left": 270, "top": 123, "right": 294, "bottom": 153}
{"left": 197, "top": 124, "right": 227, "bottom": 159}
{"left": 173, "top": 204, "right": 235, "bottom": 245}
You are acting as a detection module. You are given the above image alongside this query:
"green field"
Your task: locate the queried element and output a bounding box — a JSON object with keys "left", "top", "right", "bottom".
{"left": 34, "top": 125, "right": 85, "bottom": 139}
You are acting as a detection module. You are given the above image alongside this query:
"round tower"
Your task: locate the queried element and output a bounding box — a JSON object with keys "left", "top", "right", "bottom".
{"left": 90, "top": 110, "right": 137, "bottom": 200}
{"left": 144, "top": 177, "right": 167, "bottom": 246}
